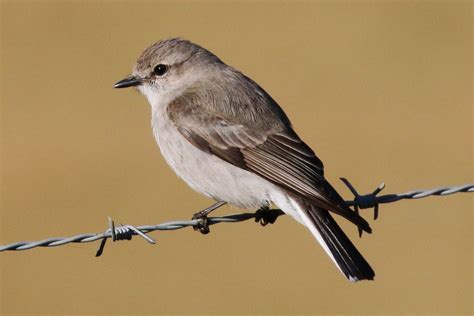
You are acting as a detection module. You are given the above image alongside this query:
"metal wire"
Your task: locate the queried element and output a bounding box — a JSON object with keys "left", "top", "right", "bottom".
{"left": 1, "top": 180, "right": 472, "bottom": 255}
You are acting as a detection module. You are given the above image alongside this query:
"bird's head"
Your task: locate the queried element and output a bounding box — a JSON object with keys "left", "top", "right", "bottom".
{"left": 114, "top": 38, "right": 222, "bottom": 106}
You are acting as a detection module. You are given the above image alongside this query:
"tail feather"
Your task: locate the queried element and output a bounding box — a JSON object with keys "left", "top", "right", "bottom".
{"left": 291, "top": 198, "right": 375, "bottom": 282}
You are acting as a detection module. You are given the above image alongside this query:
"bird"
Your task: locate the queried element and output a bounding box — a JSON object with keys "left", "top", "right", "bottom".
{"left": 114, "top": 38, "right": 374, "bottom": 282}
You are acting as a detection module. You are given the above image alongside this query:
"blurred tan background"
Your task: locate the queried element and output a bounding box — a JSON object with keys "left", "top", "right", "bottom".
{"left": 1, "top": 1, "right": 472, "bottom": 315}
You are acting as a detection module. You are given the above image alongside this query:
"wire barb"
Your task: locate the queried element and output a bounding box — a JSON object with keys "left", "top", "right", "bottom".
{"left": 1, "top": 182, "right": 472, "bottom": 254}
{"left": 341, "top": 178, "right": 385, "bottom": 219}
{"left": 94, "top": 217, "right": 156, "bottom": 257}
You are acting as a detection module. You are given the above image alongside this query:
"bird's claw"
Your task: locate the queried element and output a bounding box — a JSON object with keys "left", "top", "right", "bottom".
{"left": 192, "top": 212, "right": 210, "bottom": 234}
{"left": 255, "top": 207, "right": 280, "bottom": 226}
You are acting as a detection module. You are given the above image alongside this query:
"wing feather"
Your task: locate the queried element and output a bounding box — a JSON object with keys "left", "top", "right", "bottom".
{"left": 167, "top": 92, "right": 371, "bottom": 232}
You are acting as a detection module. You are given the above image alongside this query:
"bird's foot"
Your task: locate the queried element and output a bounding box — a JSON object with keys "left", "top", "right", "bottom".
{"left": 190, "top": 201, "right": 227, "bottom": 235}
{"left": 255, "top": 206, "right": 281, "bottom": 226}
{"left": 192, "top": 211, "right": 211, "bottom": 234}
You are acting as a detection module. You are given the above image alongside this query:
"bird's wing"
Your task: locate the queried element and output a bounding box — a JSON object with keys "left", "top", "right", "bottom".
{"left": 167, "top": 89, "right": 371, "bottom": 232}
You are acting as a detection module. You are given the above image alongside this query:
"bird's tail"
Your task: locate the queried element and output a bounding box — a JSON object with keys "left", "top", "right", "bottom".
{"left": 290, "top": 197, "right": 375, "bottom": 282}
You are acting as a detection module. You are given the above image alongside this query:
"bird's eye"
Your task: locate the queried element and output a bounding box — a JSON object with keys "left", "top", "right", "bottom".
{"left": 153, "top": 64, "right": 168, "bottom": 76}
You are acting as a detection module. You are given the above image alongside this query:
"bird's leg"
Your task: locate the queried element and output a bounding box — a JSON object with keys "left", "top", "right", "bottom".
{"left": 192, "top": 201, "right": 227, "bottom": 234}
{"left": 192, "top": 201, "right": 227, "bottom": 219}
{"left": 255, "top": 206, "right": 284, "bottom": 226}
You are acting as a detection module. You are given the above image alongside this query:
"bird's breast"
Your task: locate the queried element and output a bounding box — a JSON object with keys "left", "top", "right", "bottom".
{"left": 150, "top": 103, "right": 273, "bottom": 209}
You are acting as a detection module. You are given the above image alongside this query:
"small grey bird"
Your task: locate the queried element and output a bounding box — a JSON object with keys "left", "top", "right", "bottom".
{"left": 115, "top": 38, "right": 374, "bottom": 281}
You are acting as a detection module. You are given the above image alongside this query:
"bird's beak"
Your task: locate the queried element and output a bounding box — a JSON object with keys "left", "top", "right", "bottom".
{"left": 114, "top": 76, "right": 143, "bottom": 89}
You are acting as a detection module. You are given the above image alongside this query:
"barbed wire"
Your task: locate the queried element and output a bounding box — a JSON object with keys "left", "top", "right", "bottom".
{"left": 0, "top": 179, "right": 472, "bottom": 255}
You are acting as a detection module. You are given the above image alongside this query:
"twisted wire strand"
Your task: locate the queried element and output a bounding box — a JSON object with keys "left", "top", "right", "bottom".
{"left": 1, "top": 181, "right": 472, "bottom": 254}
